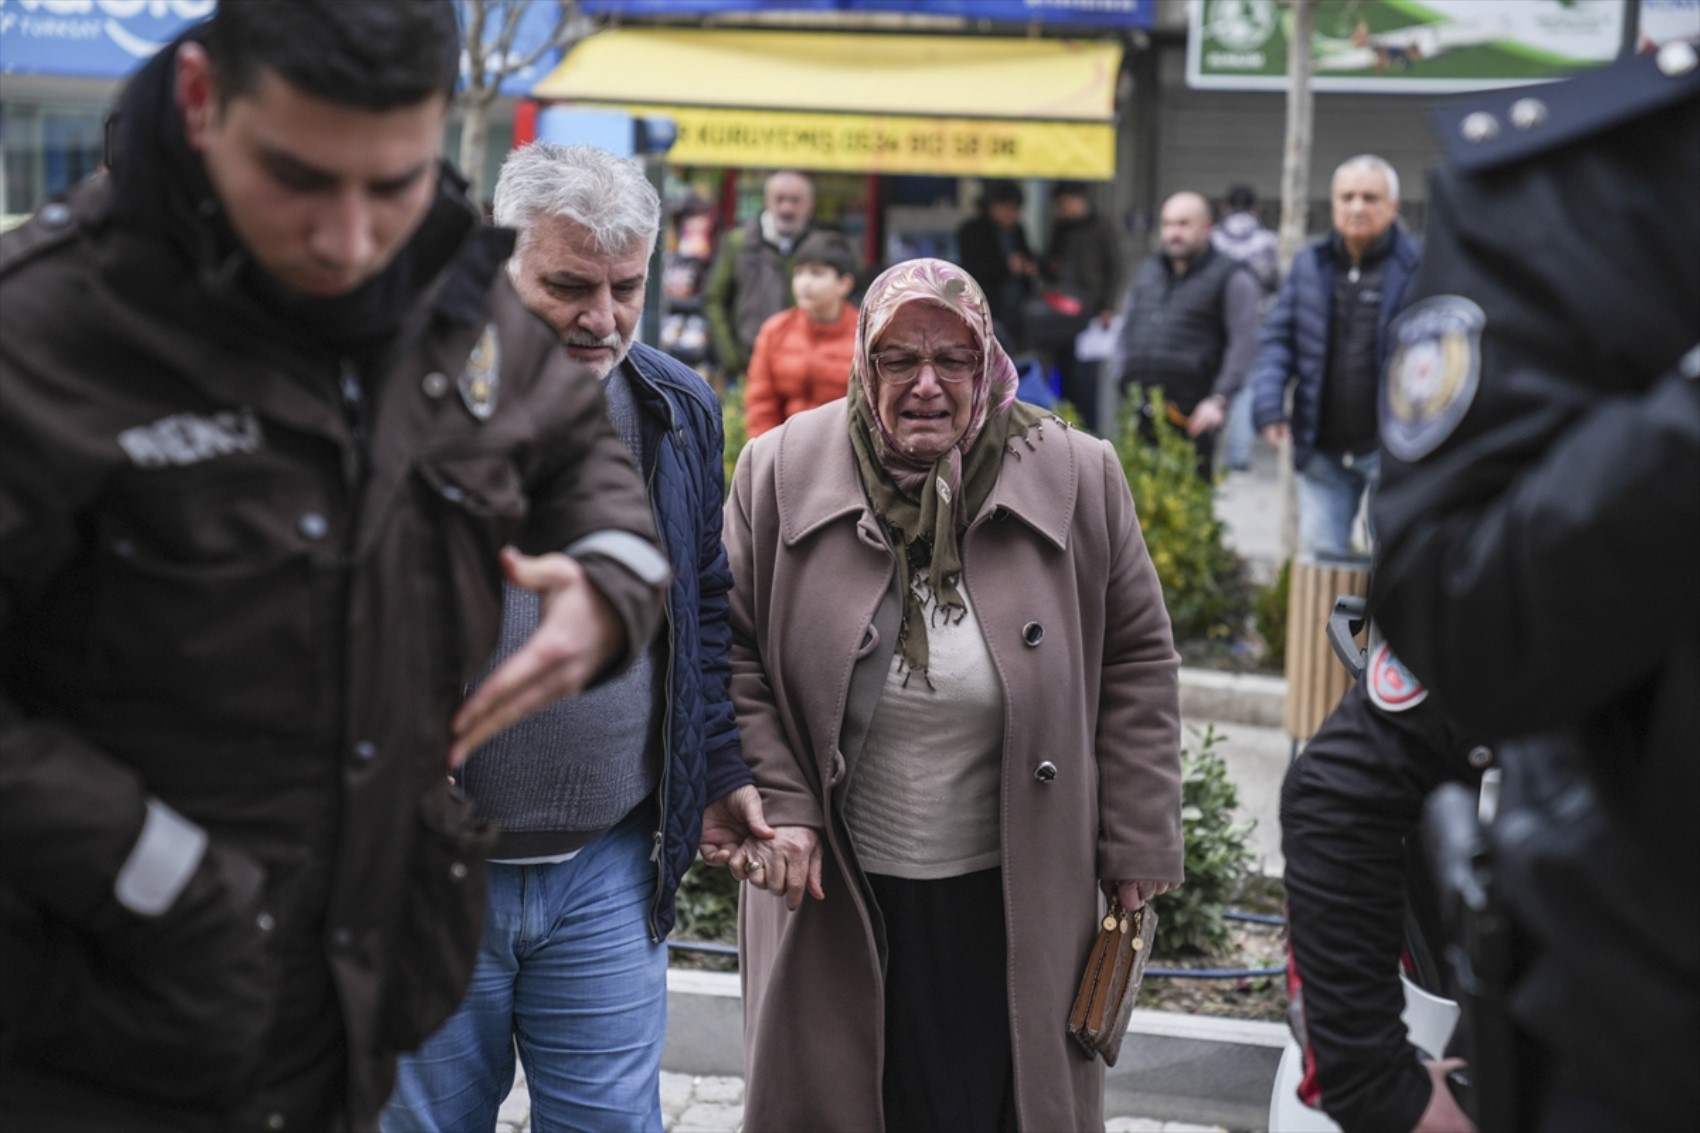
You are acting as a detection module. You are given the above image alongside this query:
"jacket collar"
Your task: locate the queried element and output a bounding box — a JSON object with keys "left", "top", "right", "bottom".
{"left": 775, "top": 401, "right": 1074, "bottom": 551}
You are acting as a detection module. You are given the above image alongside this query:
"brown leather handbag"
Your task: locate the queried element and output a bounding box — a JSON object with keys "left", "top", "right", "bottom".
{"left": 1067, "top": 897, "right": 1156, "bottom": 1066}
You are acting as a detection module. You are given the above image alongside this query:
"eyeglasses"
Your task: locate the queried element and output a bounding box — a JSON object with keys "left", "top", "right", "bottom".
{"left": 870, "top": 349, "right": 982, "bottom": 385}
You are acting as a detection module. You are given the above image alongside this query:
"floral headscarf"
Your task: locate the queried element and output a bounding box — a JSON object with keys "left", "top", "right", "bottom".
{"left": 847, "top": 258, "right": 1048, "bottom": 685}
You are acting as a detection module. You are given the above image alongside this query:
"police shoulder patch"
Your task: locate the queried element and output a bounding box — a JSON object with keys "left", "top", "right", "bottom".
{"left": 1382, "top": 296, "right": 1484, "bottom": 462}
{"left": 1367, "top": 641, "right": 1428, "bottom": 713}
{"left": 459, "top": 323, "right": 501, "bottom": 422}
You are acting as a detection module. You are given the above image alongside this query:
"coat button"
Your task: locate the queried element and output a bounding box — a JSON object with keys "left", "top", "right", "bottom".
{"left": 297, "top": 512, "right": 328, "bottom": 540}
{"left": 422, "top": 371, "right": 451, "bottom": 399}
{"left": 350, "top": 740, "right": 377, "bottom": 765}
{"left": 1022, "top": 622, "right": 1044, "bottom": 647}
{"left": 332, "top": 927, "right": 353, "bottom": 949}
{"left": 449, "top": 861, "right": 469, "bottom": 881}
{"left": 1468, "top": 745, "right": 1494, "bottom": 769}
{"left": 256, "top": 911, "right": 276, "bottom": 934}
{"left": 39, "top": 202, "right": 71, "bottom": 228}
{"left": 1035, "top": 760, "right": 1058, "bottom": 783}
{"left": 265, "top": 1113, "right": 286, "bottom": 1132}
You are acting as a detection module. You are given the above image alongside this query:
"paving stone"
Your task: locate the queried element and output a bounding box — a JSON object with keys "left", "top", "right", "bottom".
{"left": 660, "top": 1070, "right": 696, "bottom": 1118}
{"left": 693, "top": 1075, "right": 744, "bottom": 1104}
{"left": 1106, "top": 1119, "right": 1166, "bottom": 1133}
{"left": 673, "top": 1100, "right": 744, "bottom": 1131}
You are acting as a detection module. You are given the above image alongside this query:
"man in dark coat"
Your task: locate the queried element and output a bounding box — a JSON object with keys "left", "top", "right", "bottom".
{"left": 1042, "top": 180, "right": 1125, "bottom": 431}
{"left": 956, "top": 179, "right": 1037, "bottom": 353}
{"left": 1110, "top": 190, "right": 1262, "bottom": 477}
{"left": 703, "top": 170, "right": 816, "bottom": 381}
{"left": 0, "top": 5, "right": 665, "bottom": 1129}
{"left": 1372, "top": 42, "right": 1700, "bottom": 1130}
{"left": 1250, "top": 155, "right": 1420, "bottom": 554}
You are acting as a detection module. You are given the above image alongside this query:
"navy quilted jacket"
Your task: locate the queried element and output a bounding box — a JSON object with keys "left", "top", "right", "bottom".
{"left": 626, "top": 343, "right": 750, "bottom": 939}
{"left": 1249, "top": 228, "right": 1422, "bottom": 467}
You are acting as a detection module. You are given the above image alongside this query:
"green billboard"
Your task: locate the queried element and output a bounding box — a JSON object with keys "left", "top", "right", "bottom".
{"left": 1187, "top": 0, "right": 1627, "bottom": 92}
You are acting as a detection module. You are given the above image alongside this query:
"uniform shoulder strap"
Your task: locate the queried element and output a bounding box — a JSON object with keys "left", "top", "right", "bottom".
{"left": 1432, "top": 42, "right": 1700, "bottom": 174}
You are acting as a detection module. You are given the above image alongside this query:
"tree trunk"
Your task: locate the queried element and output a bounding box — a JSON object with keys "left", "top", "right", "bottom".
{"left": 1276, "top": 0, "right": 1316, "bottom": 561}
{"left": 459, "top": 96, "right": 492, "bottom": 212}
{"left": 1277, "top": 0, "right": 1316, "bottom": 272}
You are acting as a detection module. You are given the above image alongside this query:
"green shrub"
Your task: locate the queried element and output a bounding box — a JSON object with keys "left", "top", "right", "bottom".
{"left": 1152, "top": 724, "right": 1256, "bottom": 958}
{"left": 1254, "top": 557, "right": 1292, "bottom": 668}
{"left": 674, "top": 857, "right": 741, "bottom": 945}
{"left": 1113, "top": 387, "right": 1249, "bottom": 643}
{"left": 722, "top": 381, "right": 748, "bottom": 498}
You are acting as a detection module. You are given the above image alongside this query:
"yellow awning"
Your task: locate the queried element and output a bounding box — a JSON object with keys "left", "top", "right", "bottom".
{"left": 532, "top": 28, "right": 1122, "bottom": 178}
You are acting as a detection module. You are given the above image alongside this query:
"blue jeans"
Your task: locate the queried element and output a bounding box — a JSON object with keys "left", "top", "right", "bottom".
{"left": 1297, "top": 448, "right": 1380, "bottom": 557}
{"left": 1224, "top": 385, "right": 1256, "bottom": 471}
{"left": 383, "top": 807, "right": 667, "bottom": 1133}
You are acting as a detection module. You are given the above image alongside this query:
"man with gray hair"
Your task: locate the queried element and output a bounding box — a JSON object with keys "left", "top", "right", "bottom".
{"left": 1250, "top": 155, "right": 1422, "bottom": 555}
{"left": 384, "top": 142, "right": 768, "bottom": 1130}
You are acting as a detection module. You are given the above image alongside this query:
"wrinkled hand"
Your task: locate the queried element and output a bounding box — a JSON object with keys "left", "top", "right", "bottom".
{"left": 742, "top": 825, "right": 825, "bottom": 911}
{"left": 1110, "top": 879, "right": 1180, "bottom": 910}
{"left": 449, "top": 548, "right": 622, "bottom": 766}
{"left": 1412, "top": 1059, "right": 1477, "bottom": 1133}
{"left": 700, "top": 785, "right": 776, "bottom": 867}
{"left": 1187, "top": 396, "right": 1227, "bottom": 438}
{"left": 1261, "top": 421, "right": 1291, "bottom": 448}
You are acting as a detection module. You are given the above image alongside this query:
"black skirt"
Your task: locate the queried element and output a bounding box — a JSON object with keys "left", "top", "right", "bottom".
{"left": 866, "top": 867, "right": 1018, "bottom": 1133}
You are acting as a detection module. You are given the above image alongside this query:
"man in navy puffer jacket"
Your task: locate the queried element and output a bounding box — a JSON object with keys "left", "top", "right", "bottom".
{"left": 387, "top": 142, "right": 765, "bottom": 1131}
{"left": 1250, "top": 155, "right": 1421, "bottom": 555}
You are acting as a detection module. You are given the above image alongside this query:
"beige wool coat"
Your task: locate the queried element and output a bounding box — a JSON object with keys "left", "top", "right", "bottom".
{"left": 725, "top": 400, "right": 1183, "bottom": 1132}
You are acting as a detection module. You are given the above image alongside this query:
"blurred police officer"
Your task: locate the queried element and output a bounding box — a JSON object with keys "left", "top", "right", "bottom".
{"left": 1283, "top": 650, "right": 1488, "bottom": 1133}
{"left": 0, "top": 3, "right": 664, "bottom": 1130}
{"left": 1372, "top": 42, "right": 1700, "bottom": 1131}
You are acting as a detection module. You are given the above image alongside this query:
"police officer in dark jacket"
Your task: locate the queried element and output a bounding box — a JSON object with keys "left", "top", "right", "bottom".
{"left": 1372, "top": 42, "right": 1700, "bottom": 1131}
{"left": 0, "top": 4, "right": 665, "bottom": 1130}
{"left": 1283, "top": 650, "right": 1489, "bottom": 1133}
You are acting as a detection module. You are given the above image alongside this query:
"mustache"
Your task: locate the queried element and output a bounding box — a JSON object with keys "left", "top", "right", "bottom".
{"left": 562, "top": 331, "right": 624, "bottom": 349}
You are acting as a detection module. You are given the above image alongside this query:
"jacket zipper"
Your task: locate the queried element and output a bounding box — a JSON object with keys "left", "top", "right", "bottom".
{"left": 646, "top": 425, "right": 677, "bottom": 945}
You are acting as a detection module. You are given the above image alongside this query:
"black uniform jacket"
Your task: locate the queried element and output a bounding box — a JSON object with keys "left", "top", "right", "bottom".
{"left": 1282, "top": 681, "right": 1485, "bottom": 1133}
{"left": 1371, "top": 48, "right": 1700, "bottom": 1128}
{"left": 0, "top": 41, "right": 663, "bottom": 1132}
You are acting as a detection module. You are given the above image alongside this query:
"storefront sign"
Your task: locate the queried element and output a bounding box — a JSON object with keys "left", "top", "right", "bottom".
{"left": 0, "top": 0, "right": 213, "bottom": 76}
{"left": 580, "top": 0, "right": 1153, "bottom": 27}
{"left": 595, "top": 102, "right": 1115, "bottom": 179}
{"left": 1187, "top": 0, "right": 1625, "bottom": 92}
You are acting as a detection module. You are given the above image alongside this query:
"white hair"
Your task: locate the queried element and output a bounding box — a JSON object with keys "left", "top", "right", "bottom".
{"left": 1332, "top": 154, "right": 1400, "bottom": 202}
{"left": 493, "top": 141, "right": 661, "bottom": 268}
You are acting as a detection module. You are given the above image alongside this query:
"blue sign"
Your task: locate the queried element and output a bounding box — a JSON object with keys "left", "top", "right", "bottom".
{"left": 579, "top": 1, "right": 1152, "bottom": 28}
{"left": 0, "top": 0, "right": 569, "bottom": 90}
{"left": 0, "top": 0, "right": 215, "bottom": 78}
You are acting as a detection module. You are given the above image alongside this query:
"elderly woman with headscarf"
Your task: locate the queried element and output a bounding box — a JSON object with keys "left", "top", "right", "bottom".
{"left": 714, "top": 258, "right": 1183, "bottom": 1132}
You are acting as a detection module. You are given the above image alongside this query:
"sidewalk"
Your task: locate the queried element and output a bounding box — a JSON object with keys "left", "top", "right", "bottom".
{"left": 495, "top": 1068, "right": 1234, "bottom": 1133}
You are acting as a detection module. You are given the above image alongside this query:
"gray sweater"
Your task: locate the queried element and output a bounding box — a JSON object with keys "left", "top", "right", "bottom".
{"left": 458, "top": 364, "right": 664, "bottom": 859}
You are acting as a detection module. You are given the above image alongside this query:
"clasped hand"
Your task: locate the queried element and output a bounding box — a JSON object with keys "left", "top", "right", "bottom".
{"left": 700, "top": 786, "right": 824, "bottom": 911}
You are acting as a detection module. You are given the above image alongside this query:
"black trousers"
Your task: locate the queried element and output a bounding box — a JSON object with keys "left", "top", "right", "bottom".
{"left": 866, "top": 868, "right": 1018, "bottom": 1133}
